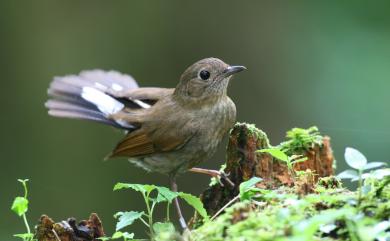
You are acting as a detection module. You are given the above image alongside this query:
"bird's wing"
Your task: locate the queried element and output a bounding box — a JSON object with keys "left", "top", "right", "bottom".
{"left": 110, "top": 131, "right": 193, "bottom": 157}
{"left": 47, "top": 69, "right": 173, "bottom": 129}
{"left": 119, "top": 87, "right": 174, "bottom": 105}
{"left": 109, "top": 112, "right": 195, "bottom": 158}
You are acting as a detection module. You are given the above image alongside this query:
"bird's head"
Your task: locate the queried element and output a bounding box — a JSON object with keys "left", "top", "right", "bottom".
{"left": 174, "top": 57, "right": 246, "bottom": 102}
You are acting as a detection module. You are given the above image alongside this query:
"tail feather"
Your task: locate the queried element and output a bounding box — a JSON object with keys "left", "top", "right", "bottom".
{"left": 48, "top": 109, "right": 119, "bottom": 127}
{"left": 46, "top": 70, "right": 139, "bottom": 129}
{"left": 45, "top": 99, "right": 102, "bottom": 116}
{"left": 48, "top": 89, "right": 96, "bottom": 109}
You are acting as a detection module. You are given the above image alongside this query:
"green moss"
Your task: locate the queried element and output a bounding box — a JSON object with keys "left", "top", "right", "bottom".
{"left": 279, "top": 126, "right": 323, "bottom": 155}
{"left": 316, "top": 176, "right": 342, "bottom": 189}
{"left": 232, "top": 122, "right": 270, "bottom": 147}
{"left": 189, "top": 177, "right": 390, "bottom": 241}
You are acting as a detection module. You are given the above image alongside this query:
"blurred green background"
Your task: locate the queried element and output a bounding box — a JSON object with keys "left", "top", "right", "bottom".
{"left": 1, "top": 0, "right": 390, "bottom": 239}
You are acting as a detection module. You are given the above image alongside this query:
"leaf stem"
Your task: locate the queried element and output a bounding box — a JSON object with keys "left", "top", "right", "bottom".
{"left": 21, "top": 180, "right": 31, "bottom": 239}
{"left": 211, "top": 195, "right": 240, "bottom": 220}
{"left": 143, "top": 193, "right": 154, "bottom": 237}
{"left": 151, "top": 202, "right": 156, "bottom": 215}
{"left": 166, "top": 203, "right": 170, "bottom": 222}
{"left": 357, "top": 169, "right": 363, "bottom": 205}
{"left": 22, "top": 213, "right": 31, "bottom": 237}
{"left": 139, "top": 217, "right": 150, "bottom": 227}
{"left": 22, "top": 181, "right": 28, "bottom": 199}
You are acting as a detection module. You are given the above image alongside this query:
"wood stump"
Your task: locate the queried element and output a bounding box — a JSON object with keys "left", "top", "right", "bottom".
{"left": 196, "top": 123, "right": 334, "bottom": 221}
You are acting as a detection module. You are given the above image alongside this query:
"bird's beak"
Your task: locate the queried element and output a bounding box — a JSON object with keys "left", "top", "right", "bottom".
{"left": 222, "top": 65, "right": 247, "bottom": 77}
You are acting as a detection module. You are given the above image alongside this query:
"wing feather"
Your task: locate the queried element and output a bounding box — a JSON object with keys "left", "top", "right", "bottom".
{"left": 109, "top": 126, "right": 195, "bottom": 158}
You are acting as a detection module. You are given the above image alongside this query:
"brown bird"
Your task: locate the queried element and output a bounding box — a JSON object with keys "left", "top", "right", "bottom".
{"left": 45, "top": 57, "right": 246, "bottom": 229}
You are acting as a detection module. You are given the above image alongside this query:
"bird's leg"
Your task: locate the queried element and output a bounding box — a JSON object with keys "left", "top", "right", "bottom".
{"left": 169, "top": 175, "right": 188, "bottom": 230}
{"left": 189, "top": 167, "right": 235, "bottom": 188}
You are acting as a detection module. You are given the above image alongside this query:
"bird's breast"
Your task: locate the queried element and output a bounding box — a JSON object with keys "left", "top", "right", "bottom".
{"left": 185, "top": 97, "right": 236, "bottom": 163}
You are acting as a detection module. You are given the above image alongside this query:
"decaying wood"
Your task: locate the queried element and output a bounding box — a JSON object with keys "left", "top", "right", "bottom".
{"left": 35, "top": 213, "right": 105, "bottom": 241}
{"left": 193, "top": 123, "right": 334, "bottom": 222}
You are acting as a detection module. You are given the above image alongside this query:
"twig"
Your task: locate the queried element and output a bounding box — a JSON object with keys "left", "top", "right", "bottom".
{"left": 52, "top": 228, "right": 61, "bottom": 241}
{"left": 211, "top": 195, "right": 240, "bottom": 220}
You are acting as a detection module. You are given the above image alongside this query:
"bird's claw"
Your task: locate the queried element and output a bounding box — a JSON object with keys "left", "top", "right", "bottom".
{"left": 217, "top": 171, "right": 235, "bottom": 188}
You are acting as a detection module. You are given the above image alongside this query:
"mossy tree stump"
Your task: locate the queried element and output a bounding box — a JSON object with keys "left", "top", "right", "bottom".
{"left": 197, "top": 123, "right": 334, "bottom": 220}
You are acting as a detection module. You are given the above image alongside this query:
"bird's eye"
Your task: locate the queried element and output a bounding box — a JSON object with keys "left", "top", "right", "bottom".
{"left": 199, "top": 70, "right": 210, "bottom": 80}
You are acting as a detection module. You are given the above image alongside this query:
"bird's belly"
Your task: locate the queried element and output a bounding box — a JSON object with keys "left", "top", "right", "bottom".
{"left": 129, "top": 148, "right": 210, "bottom": 175}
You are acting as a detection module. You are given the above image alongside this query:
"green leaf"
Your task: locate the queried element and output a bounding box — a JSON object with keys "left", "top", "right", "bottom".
{"left": 293, "top": 208, "right": 354, "bottom": 238}
{"left": 114, "top": 211, "right": 144, "bottom": 231}
{"left": 291, "top": 157, "right": 308, "bottom": 164}
{"left": 373, "top": 221, "right": 390, "bottom": 235}
{"left": 258, "top": 148, "right": 288, "bottom": 162}
{"left": 17, "top": 179, "right": 29, "bottom": 184}
{"left": 344, "top": 147, "right": 367, "bottom": 170}
{"left": 319, "top": 223, "right": 337, "bottom": 234}
{"left": 363, "top": 162, "right": 387, "bottom": 170}
{"left": 111, "top": 232, "right": 123, "bottom": 239}
{"left": 179, "top": 192, "right": 209, "bottom": 221}
{"left": 337, "top": 169, "right": 359, "bottom": 180}
{"left": 239, "top": 176, "right": 263, "bottom": 200}
{"left": 371, "top": 169, "right": 390, "bottom": 179}
{"left": 114, "top": 183, "right": 156, "bottom": 195}
{"left": 121, "top": 232, "right": 135, "bottom": 240}
{"left": 97, "top": 237, "right": 111, "bottom": 241}
{"left": 111, "top": 231, "right": 134, "bottom": 240}
{"left": 11, "top": 197, "right": 29, "bottom": 216}
{"left": 152, "top": 222, "right": 175, "bottom": 234}
{"left": 13, "top": 233, "right": 34, "bottom": 240}
{"left": 239, "top": 177, "right": 263, "bottom": 193}
{"left": 361, "top": 184, "right": 372, "bottom": 195}
{"left": 155, "top": 186, "right": 179, "bottom": 203}
{"left": 351, "top": 173, "right": 371, "bottom": 182}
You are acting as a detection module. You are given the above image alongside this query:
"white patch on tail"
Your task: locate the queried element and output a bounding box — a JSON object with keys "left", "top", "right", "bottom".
{"left": 111, "top": 83, "right": 123, "bottom": 91}
{"left": 94, "top": 82, "right": 108, "bottom": 91}
{"left": 81, "top": 87, "right": 124, "bottom": 116}
{"left": 133, "top": 99, "right": 151, "bottom": 109}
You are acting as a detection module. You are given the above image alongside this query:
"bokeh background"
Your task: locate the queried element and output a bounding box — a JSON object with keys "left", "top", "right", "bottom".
{"left": 1, "top": 1, "right": 390, "bottom": 239}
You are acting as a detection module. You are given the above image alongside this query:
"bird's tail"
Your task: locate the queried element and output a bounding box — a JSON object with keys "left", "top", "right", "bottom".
{"left": 45, "top": 69, "right": 139, "bottom": 129}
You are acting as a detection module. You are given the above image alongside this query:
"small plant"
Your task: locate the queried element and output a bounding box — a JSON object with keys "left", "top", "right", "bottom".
{"left": 112, "top": 183, "right": 208, "bottom": 240}
{"left": 11, "top": 179, "right": 36, "bottom": 241}
{"left": 279, "top": 126, "right": 323, "bottom": 155}
{"left": 208, "top": 176, "right": 263, "bottom": 220}
{"left": 337, "top": 147, "right": 388, "bottom": 204}
{"left": 257, "top": 148, "right": 307, "bottom": 178}
{"left": 238, "top": 176, "right": 263, "bottom": 201}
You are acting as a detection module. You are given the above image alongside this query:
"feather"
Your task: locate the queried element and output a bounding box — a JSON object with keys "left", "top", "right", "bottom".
{"left": 45, "top": 99, "right": 102, "bottom": 117}
{"left": 46, "top": 69, "right": 144, "bottom": 129}
{"left": 48, "top": 109, "right": 120, "bottom": 127}
{"left": 81, "top": 87, "right": 124, "bottom": 116}
{"left": 110, "top": 127, "right": 195, "bottom": 158}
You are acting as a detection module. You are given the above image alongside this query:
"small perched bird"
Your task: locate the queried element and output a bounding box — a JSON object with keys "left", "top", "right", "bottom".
{"left": 45, "top": 57, "right": 246, "bottom": 229}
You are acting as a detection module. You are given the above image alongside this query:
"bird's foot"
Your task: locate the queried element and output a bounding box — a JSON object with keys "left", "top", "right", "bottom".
{"left": 189, "top": 167, "right": 235, "bottom": 188}
{"left": 219, "top": 170, "right": 235, "bottom": 188}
